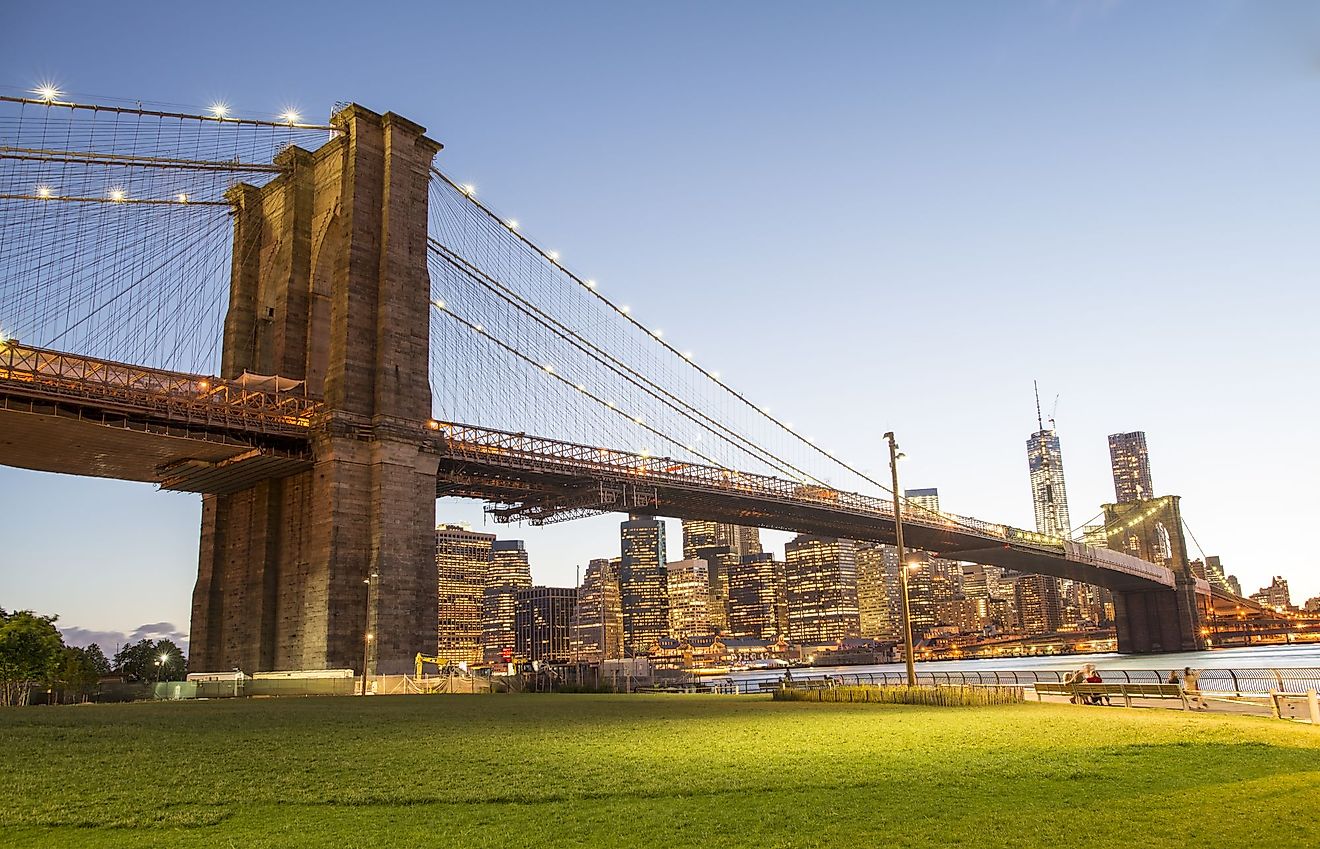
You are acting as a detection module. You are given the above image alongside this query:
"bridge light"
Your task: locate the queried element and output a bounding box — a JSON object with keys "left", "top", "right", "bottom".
{"left": 427, "top": 420, "right": 441, "bottom": 430}
{"left": 108, "top": 187, "right": 126, "bottom": 202}
{"left": 280, "top": 109, "right": 301, "bottom": 125}
{"left": 176, "top": 193, "right": 189, "bottom": 204}
{"left": 431, "top": 299, "right": 446, "bottom": 310}
{"left": 576, "top": 383, "right": 586, "bottom": 391}
{"left": 34, "top": 83, "right": 62, "bottom": 103}
{"left": 505, "top": 219, "right": 518, "bottom": 230}
{"left": 634, "top": 416, "right": 644, "bottom": 425}
{"left": 652, "top": 329, "right": 663, "bottom": 338}
{"left": 711, "top": 371, "right": 720, "bottom": 378}
{"left": 209, "top": 101, "right": 230, "bottom": 119}
{"left": 585, "top": 279, "right": 597, "bottom": 289}
{"left": 543, "top": 364, "right": 554, "bottom": 373}
{"left": 36, "top": 184, "right": 53, "bottom": 199}
{"left": 548, "top": 250, "right": 560, "bottom": 261}
{"left": 474, "top": 323, "right": 484, "bottom": 332}
{"left": 461, "top": 183, "right": 475, "bottom": 196}
{"left": 620, "top": 306, "right": 630, "bottom": 314}
{"left": 682, "top": 351, "right": 693, "bottom": 359}
{"left": 197, "top": 380, "right": 210, "bottom": 390}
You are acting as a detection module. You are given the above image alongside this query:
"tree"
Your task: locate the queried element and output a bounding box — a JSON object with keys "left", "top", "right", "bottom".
{"left": 54, "top": 645, "right": 110, "bottom": 704}
{"left": 0, "top": 611, "right": 65, "bottom": 706}
{"left": 113, "top": 638, "right": 187, "bottom": 682}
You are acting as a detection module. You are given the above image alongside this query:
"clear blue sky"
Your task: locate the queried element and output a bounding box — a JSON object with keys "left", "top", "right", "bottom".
{"left": 2, "top": 1, "right": 1318, "bottom": 647}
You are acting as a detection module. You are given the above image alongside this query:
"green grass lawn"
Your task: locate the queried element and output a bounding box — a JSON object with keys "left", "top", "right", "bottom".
{"left": 2, "top": 695, "right": 1318, "bottom": 848}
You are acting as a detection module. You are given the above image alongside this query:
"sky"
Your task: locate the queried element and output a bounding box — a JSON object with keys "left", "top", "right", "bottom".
{"left": 1, "top": 1, "right": 1318, "bottom": 650}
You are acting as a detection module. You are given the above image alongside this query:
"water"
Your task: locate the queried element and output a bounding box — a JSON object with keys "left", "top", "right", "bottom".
{"left": 718, "top": 642, "right": 1320, "bottom": 689}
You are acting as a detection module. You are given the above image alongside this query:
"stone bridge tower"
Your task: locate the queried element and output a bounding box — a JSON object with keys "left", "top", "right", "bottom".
{"left": 1103, "top": 495, "right": 1206, "bottom": 653}
{"left": 189, "top": 105, "right": 441, "bottom": 675}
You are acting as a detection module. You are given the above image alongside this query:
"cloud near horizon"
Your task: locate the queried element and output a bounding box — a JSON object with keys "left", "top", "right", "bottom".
{"left": 61, "top": 622, "right": 189, "bottom": 655}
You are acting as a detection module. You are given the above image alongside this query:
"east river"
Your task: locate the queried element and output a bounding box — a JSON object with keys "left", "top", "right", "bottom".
{"left": 718, "top": 642, "right": 1320, "bottom": 690}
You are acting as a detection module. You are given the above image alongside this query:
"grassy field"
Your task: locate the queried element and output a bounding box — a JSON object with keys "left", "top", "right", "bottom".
{"left": 2, "top": 695, "right": 1318, "bottom": 848}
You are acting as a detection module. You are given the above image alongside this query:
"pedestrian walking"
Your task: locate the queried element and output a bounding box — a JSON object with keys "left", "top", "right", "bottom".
{"left": 1182, "top": 666, "right": 1207, "bottom": 711}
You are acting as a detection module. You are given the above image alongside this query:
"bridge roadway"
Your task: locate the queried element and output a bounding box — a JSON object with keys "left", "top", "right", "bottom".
{"left": 0, "top": 343, "right": 1204, "bottom": 596}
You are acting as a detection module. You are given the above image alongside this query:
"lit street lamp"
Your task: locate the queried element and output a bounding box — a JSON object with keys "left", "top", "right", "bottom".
{"left": 885, "top": 431, "right": 916, "bottom": 687}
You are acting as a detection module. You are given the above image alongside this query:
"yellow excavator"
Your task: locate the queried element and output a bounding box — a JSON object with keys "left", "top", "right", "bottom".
{"left": 414, "top": 653, "right": 447, "bottom": 679}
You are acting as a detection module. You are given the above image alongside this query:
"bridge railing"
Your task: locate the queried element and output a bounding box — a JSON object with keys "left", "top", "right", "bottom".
{"left": 722, "top": 667, "right": 1320, "bottom": 696}
{"left": 0, "top": 343, "right": 322, "bottom": 436}
{"left": 437, "top": 423, "right": 1107, "bottom": 560}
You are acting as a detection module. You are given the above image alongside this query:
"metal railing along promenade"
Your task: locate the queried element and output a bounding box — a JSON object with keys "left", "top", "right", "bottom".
{"left": 715, "top": 667, "right": 1320, "bottom": 697}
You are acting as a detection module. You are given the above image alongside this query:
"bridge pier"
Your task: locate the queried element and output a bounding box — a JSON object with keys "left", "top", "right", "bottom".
{"left": 189, "top": 105, "right": 442, "bottom": 675}
{"left": 1104, "top": 496, "right": 1207, "bottom": 654}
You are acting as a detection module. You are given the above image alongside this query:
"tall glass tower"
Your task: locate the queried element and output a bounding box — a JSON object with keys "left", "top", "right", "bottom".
{"left": 619, "top": 515, "right": 668, "bottom": 654}
{"left": 1027, "top": 428, "right": 1072, "bottom": 538}
{"left": 1108, "top": 431, "right": 1154, "bottom": 503}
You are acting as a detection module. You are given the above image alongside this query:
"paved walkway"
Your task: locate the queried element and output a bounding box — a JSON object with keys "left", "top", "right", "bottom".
{"left": 1033, "top": 690, "right": 1314, "bottom": 722}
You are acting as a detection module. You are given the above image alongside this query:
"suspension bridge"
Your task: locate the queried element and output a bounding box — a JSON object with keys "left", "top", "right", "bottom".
{"left": 0, "top": 92, "right": 1234, "bottom": 672}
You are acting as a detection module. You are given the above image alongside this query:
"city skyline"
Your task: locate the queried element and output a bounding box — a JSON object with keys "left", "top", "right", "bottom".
{"left": 2, "top": 2, "right": 1318, "bottom": 642}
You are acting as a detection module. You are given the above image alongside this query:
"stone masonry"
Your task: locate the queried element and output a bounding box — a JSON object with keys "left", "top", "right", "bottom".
{"left": 189, "top": 106, "right": 442, "bottom": 675}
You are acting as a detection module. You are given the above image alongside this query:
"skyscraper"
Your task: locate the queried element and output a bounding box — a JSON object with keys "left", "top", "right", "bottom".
{"left": 481, "top": 539, "right": 532, "bottom": 663}
{"left": 619, "top": 515, "right": 668, "bottom": 654}
{"left": 783, "top": 535, "right": 860, "bottom": 645}
{"left": 571, "top": 557, "right": 624, "bottom": 661}
{"left": 666, "top": 559, "right": 712, "bottom": 637}
{"left": 514, "top": 586, "right": 576, "bottom": 662}
{"left": 681, "top": 520, "right": 762, "bottom": 632}
{"left": 435, "top": 523, "right": 494, "bottom": 664}
{"left": 855, "top": 542, "right": 895, "bottom": 641}
{"left": 1015, "top": 574, "right": 1062, "bottom": 635}
{"left": 1027, "top": 427, "right": 1072, "bottom": 538}
{"left": 1108, "top": 431, "right": 1154, "bottom": 503}
{"left": 726, "top": 552, "right": 788, "bottom": 638}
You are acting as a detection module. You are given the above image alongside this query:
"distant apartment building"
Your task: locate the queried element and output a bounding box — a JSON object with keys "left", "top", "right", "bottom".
{"left": 514, "top": 586, "right": 576, "bottom": 663}
{"left": 481, "top": 539, "right": 532, "bottom": 663}
{"left": 435, "top": 523, "right": 494, "bottom": 664}
{"left": 1108, "top": 431, "right": 1154, "bottom": 503}
{"left": 784, "top": 534, "right": 859, "bottom": 645}
{"left": 620, "top": 516, "right": 668, "bottom": 654}
{"left": 571, "top": 558, "right": 624, "bottom": 661}
{"left": 667, "top": 559, "right": 713, "bottom": 636}
{"left": 726, "top": 552, "right": 788, "bottom": 639}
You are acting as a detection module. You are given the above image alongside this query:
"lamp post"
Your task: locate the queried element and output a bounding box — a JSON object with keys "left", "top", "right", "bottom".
{"left": 885, "top": 431, "right": 916, "bottom": 687}
{"left": 362, "top": 572, "right": 378, "bottom": 696}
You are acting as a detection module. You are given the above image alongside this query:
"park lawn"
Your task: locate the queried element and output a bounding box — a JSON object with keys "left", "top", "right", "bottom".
{"left": 2, "top": 695, "right": 1318, "bottom": 848}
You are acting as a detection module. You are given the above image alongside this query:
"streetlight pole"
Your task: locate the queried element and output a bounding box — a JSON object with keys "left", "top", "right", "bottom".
{"left": 362, "top": 573, "right": 378, "bottom": 696}
{"left": 885, "top": 431, "right": 916, "bottom": 687}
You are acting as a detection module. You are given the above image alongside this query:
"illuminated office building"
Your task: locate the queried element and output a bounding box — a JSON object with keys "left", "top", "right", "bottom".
{"left": 681, "top": 520, "right": 762, "bottom": 632}
{"left": 620, "top": 516, "right": 668, "bottom": 653}
{"left": 514, "top": 586, "right": 575, "bottom": 663}
{"left": 481, "top": 539, "right": 532, "bottom": 663}
{"left": 435, "top": 523, "right": 494, "bottom": 664}
{"left": 1027, "top": 428, "right": 1072, "bottom": 538}
{"left": 784, "top": 534, "right": 859, "bottom": 645}
{"left": 726, "top": 552, "right": 788, "bottom": 639}
{"left": 666, "top": 559, "right": 712, "bottom": 636}
{"left": 571, "top": 558, "right": 624, "bottom": 661}
{"left": 1108, "top": 431, "right": 1154, "bottom": 504}
{"left": 1015, "top": 574, "right": 1063, "bottom": 635}
{"left": 904, "top": 487, "right": 941, "bottom": 518}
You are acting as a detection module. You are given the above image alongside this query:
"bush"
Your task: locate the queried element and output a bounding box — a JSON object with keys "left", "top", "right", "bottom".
{"left": 773, "top": 684, "right": 1024, "bottom": 707}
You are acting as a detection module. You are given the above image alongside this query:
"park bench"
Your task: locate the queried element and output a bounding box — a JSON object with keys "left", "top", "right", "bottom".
{"left": 1269, "top": 690, "right": 1320, "bottom": 724}
{"left": 1034, "top": 681, "right": 1188, "bottom": 709}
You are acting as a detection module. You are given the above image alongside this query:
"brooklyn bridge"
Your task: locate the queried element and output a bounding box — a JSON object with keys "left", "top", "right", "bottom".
{"left": 0, "top": 93, "right": 1249, "bottom": 673}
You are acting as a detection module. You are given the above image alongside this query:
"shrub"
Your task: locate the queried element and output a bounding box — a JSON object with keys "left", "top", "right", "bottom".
{"left": 772, "top": 683, "right": 1024, "bottom": 707}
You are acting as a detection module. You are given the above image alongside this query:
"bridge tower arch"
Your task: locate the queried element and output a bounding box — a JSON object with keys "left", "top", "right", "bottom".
{"left": 190, "top": 105, "right": 442, "bottom": 675}
{"left": 1103, "top": 496, "right": 1207, "bottom": 653}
